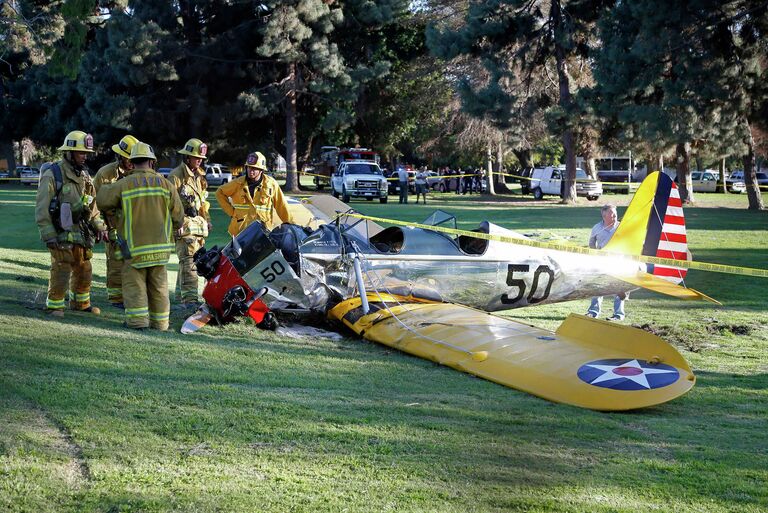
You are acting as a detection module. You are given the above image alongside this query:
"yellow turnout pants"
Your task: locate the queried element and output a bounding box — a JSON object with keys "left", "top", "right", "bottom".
{"left": 105, "top": 241, "right": 123, "bottom": 302}
{"left": 175, "top": 236, "right": 204, "bottom": 303}
{"left": 122, "top": 261, "right": 170, "bottom": 330}
{"left": 46, "top": 244, "right": 93, "bottom": 311}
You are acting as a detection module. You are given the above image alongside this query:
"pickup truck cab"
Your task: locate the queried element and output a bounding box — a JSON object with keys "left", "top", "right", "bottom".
{"left": 17, "top": 166, "right": 40, "bottom": 187}
{"left": 204, "top": 163, "right": 233, "bottom": 187}
{"left": 331, "top": 160, "right": 389, "bottom": 203}
{"left": 530, "top": 166, "right": 602, "bottom": 200}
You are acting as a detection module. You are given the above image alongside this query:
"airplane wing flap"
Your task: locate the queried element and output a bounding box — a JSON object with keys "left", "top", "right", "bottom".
{"left": 610, "top": 270, "right": 721, "bottom": 304}
{"left": 328, "top": 298, "right": 695, "bottom": 411}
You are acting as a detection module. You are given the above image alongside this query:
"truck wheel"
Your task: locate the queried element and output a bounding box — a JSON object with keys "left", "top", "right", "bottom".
{"left": 532, "top": 187, "right": 543, "bottom": 200}
{"left": 342, "top": 187, "right": 350, "bottom": 203}
{"left": 366, "top": 197, "right": 373, "bottom": 201}
{"left": 587, "top": 195, "right": 599, "bottom": 201}
{"left": 332, "top": 187, "right": 339, "bottom": 199}
{"left": 380, "top": 197, "right": 388, "bottom": 204}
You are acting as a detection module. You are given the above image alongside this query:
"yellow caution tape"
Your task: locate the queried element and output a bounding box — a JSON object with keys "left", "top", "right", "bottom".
{"left": 336, "top": 212, "right": 768, "bottom": 278}
{"left": 302, "top": 172, "right": 331, "bottom": 179}
{"left": 495, "top": 171, "right": 768, "bottom": 189}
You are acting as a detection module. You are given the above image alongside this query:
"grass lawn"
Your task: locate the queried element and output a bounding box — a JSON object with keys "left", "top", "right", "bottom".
{"left": 0, "top": 182, "right": 766, "bottom": 512}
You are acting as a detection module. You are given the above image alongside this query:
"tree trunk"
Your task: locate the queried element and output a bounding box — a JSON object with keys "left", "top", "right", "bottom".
{"left": 645, "top": 153, "right": 664, "bottom": 175}
{"left": 580, "top": 139, "right": 597, "bottom": 180}
{"left": 493, "top": 141, "right": 509, "bottom": 194}
{"left": 551, "top": 0, "right": 576, "bottom": 204}
{"left": 675, "top": 142, "right": 694, "bottom": 204}
{"left": 513, "top": 148, "right": 533, "bottom": 169}
{"left": 284, "top": 62, "right": 300, "bottom": 193}
{"left": 297, "top": 134, "right": 314, "bottom": 190}
{"left": 743, "top": 119, "right": 765, "bottom": 210}
{"left": 718, "top": 158, "right": 727, "bottom": 194}
{"left": 486, "top": 143, "right": 495, "bottom": 195}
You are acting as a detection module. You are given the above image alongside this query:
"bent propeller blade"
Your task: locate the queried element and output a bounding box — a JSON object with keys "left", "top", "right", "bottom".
{"left": 181, "top": 305, "right": 213, "bottom": 334}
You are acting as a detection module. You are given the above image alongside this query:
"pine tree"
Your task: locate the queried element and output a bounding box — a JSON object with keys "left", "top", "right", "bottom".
{"left": 253, "top": 0, "right": 406, "bottom": 192}
{"left": 0, "top": 0, "right": 69, "bottom": 168}
{"left": 593, "top": 0, "right": 766, "bottom": 208}
{"left": 427, "top": 0, "right": 610, "bottom": 203}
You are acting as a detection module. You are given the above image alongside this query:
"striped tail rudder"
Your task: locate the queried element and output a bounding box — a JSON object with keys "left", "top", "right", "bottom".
{"left": 603, "top": 172, "right": 716, "bottom": 303}
{"left": 604, "top": 172, "right": 691, "bottom": 285}
{"left": 642, "top": 175, "right": 689, "bottom": 284}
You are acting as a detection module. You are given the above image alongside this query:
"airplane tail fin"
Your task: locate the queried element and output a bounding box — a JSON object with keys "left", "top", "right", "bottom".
{"left": 604, "top": 172, "right": 690, "bottom": 285}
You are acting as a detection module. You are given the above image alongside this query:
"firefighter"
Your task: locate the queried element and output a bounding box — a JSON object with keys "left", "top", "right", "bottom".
{"left": 215, "top": 151, "right": 292, "bottom": 236}
{"left": 168, "top": 138, "right": 212, "bottom": 306}
{"left": 93, "top": 134, "right": 138, "bottom": 308}
{"left": 35, "top": 130, "right": 108, "bottom": 317}
{"left": 95, "top": 142, "right": 184, "bottom": 331}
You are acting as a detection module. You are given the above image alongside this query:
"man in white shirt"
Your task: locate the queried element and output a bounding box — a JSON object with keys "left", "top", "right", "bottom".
{"left": 397, "top": 167, "right": 409, "bottom": 204}
{"left": 586, "top": 204, "right": 627, "bottom": 320}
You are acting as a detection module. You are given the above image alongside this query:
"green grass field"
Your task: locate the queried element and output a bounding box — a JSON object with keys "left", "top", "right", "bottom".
{"left": 1, "top": 183, "right": 766, "bottom": 512}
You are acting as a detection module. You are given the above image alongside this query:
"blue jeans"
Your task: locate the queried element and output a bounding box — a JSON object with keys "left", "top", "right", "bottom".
{"left": 588, "top": 295, "right": 626, "bottom": 319}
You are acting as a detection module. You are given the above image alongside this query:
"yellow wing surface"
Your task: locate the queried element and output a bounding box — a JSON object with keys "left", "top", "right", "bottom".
{"left": 328, "top": 297, "right": 695, "bottom": 411}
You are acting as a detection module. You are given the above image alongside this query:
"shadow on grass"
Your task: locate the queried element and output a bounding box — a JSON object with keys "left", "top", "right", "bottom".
{"left": 2, "top": 313, "right": 766, "bottom": 511}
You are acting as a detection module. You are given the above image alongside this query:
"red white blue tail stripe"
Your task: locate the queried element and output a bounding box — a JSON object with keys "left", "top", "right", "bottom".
{"left": 642, "top": 174, "right": 689, "bottom": 284}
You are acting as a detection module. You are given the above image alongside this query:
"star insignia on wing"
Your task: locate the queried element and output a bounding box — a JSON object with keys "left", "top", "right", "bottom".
{"left": 577, "top": 359, "right": 680, "bottom": 390}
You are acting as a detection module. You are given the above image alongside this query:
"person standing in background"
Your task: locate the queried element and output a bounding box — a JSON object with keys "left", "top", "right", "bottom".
{"left": 414, "top": 168, "right": 428, "bottom": 204}
{"left": 35, "top": 130, "right": 107, "bottom": 317}
{"left": 397, "top": 167, "right": 409, "bottom": 204}
{"left": 93, "top": 134, "right": 138, "bottom": 308}
{"left": 168, "top": 138, "right": 211, "bottom": 307}
{"left": 586, "top": 204, "right": 628, "bottom": 321}
{"left": 96, "top": 142, "right": 184, "bottom": 331}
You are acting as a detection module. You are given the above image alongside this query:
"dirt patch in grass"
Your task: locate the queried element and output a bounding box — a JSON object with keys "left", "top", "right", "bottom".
{"left": 635, "top": 319, "right": 755, "bottom": 353}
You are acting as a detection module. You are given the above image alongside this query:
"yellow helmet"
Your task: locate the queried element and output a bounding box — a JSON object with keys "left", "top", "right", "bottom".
{"left": 111, "top": 134, "right": 139, "bottom": 159}
{"left": 178, "top": 138, "right": 208, "bottom": 159}
{"left": 130, "top": 141, "right": 156, "bottom": 160}
{"left": 58, "top": 130, "right": 95, "bottom": 153}
{"left": 245, "top": 151, "right": 267, "bottom": 171}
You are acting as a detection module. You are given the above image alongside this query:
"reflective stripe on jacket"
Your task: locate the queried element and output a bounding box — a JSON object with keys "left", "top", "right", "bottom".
{"left": 96, "top": 169, "right": 184, "bottom": 268}
{"left": 215, "top": 175, "right": 292, "bottom": 236}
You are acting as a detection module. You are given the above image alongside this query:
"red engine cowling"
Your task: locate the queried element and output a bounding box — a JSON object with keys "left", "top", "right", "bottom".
{"left": 202, "top": 254, "right": 269, "bottom": 324}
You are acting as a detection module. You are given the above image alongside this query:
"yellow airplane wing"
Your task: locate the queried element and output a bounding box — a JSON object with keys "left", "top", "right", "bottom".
{"left": 611, "top": 270, "right": 721, "bottom": 304}
{"left": 328, "top": 296, "right": 695, "bottom": 411}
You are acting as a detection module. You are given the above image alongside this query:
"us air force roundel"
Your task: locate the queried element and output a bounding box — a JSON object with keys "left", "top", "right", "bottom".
{"left": 577, "top": 359, "right": 679, "bottom": 391}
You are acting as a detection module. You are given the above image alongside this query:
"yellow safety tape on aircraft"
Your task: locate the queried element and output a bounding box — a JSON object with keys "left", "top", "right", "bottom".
{"left": 337, "top": 212, "right": 768, "bottom": 278}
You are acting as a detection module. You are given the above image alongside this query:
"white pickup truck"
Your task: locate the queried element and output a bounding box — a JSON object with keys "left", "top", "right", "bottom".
{"left": 530, "top": 166, "right": 603, "bottom": 201}
{"left": 331, "top": 160, "right": 389, "bottom": 203}
{"left": 204, "top": 163, "right": 233, "bottom": 187}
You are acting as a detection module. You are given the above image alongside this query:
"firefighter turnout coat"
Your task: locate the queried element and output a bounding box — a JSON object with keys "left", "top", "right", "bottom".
{"left": 216, "top": 175, "right": 292, "bottom": 236}
{"left": 168, "top": 163, "right": 210, "bottom": 238}
{"left": 35, "top": 159, "right": 106, "bottom": 247}
{"left": 95, "top": 169, "right": 184, "bottom": 268}
{"left": 93, "top": 161, "right": 131, "bottom": 302}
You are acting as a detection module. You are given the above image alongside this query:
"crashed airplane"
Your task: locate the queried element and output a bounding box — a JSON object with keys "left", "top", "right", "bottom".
{"left": 184, "top": 172, "right": 714, "bottom": 411}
